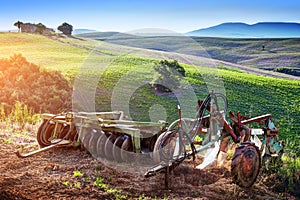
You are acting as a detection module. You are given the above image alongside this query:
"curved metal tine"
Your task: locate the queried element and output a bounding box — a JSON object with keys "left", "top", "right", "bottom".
{"left": 184, "top": 94, "right": 210, "bottom": 140}
{"left": 60, "top": 122, "right": 74, "bottom": 141}
{"left": 212, "top": 92, "right": 228, "bottom": 116}
{"left": 182, "top": 128, "right": 193, "bottom": 145}
{"left": 181, "top": 94, "right": 210, "bottom": 144}
{"left": 41, "top": 116, "right": 57, "bottom": 144}
{"left": 197, "top": 95, "right": 210, "bottom": 118}
{"left": 176, "top": 128, "right": 186, "bottom": 158}
{"left": 179, "top": 123, "right": 199, "bottom": 151}
{"left": 175, "top": 118, "right": 193, "bottom": 151}
{"left": 217, "top": 93, "right": 228, "bottom": 113}
{"left": 212, "top": 94, "right": 220, "bottom": 114}
{"left": 181, "top": 119, "right": 196, "bottom": 141}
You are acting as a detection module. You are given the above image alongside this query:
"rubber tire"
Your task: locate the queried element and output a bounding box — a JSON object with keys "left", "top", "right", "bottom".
{"left": 231, "top": 142, "right": 261, "bottom": 188}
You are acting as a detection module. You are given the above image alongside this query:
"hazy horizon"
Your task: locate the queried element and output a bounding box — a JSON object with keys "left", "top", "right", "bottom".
{"left": 1, "top": 0, "right": 300, "bottom": 33}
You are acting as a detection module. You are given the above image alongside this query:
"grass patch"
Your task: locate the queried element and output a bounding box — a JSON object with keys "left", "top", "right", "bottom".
{"left": 94, "top": 176, "right": 127, "bottom": 200}
{"left": 73, "top": 170, "right": 84, "bottom": 177}
{"left": 0, "top": 33, "right": 91, "bottom": 78}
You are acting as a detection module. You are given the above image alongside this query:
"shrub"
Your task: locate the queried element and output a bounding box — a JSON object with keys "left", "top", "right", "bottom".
{"left": 0, "top": 54, "right": 72, "bottom": 114}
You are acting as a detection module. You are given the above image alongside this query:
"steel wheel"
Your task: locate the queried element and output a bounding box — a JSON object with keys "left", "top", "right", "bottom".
{"left": 231, "top": 142, "right": 261, "bottom": 188}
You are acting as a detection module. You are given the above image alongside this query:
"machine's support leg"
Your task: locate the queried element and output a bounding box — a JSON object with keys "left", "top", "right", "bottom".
{"left": 165, "top": 164, "right": 170, "bottom": 189}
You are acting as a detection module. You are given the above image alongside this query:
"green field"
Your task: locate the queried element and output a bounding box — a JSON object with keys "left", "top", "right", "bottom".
{"left": 193, "top": 37, "right": 300, "bottom": 73}
{"left": 0, "top": 32, "right": 299, "bottom": 139}
{"left": 87, "top": 55, "right": 300, "bottom": 135}
{"left": 0, "top": 32, "right": 92, "bottom": 79}
{"left": 78, "top": 32, "right": 300, "bottom": 75}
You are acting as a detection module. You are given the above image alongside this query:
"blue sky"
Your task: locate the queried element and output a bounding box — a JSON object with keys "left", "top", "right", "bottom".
{"left": 1, "top": 0, "right": 300, "bottom": 33}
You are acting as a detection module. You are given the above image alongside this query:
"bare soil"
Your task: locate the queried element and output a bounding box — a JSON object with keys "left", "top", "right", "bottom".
{"left": 0, "top": 130, "right": 296, "bottom": 200}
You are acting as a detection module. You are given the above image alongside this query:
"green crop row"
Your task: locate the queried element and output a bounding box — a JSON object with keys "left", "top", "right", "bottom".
{"left": 74, "top": 55, "right": 299, "bottom": 139}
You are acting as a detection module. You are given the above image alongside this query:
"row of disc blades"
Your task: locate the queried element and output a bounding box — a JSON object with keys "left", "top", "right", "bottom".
{"left": 81, "top": 129, "right": 134, "bottom": 163}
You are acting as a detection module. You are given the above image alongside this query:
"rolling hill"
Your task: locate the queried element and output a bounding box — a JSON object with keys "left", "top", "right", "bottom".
{"left": 0, "top": 32, "right": 93, "bottom": 79}
{"left": 192, "top": 37, "right": 300, "bottom": 75}
{"left": 187, "top": 22, "right": 300, "bottom": 38}
{"left": 77, "top": 32, "right": 300, "bottom": 77}
{"left": 0, "top": 32, "right": 299, "bottom": 134}
{"left": 0, "top": 32, "right": 299, "bottom": 198}
{"left": 75, "top": 31, "right": 137, "bottom": 40}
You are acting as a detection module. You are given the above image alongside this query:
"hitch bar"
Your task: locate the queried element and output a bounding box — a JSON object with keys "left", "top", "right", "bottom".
{"left": 15, "top": 139, "right": 71, "bottom": 158}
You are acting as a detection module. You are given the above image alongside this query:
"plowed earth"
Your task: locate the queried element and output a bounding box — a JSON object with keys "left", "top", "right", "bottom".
{"left": 0, "top": 129, "right": 295, "bottom": 200}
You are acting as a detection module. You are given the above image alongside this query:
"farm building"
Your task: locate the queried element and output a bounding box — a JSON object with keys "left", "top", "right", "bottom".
{"left": 20, "top": 23, "right": 54, "bottom": 35}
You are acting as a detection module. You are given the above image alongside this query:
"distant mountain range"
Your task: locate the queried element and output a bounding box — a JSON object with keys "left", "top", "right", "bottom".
{"left": 74, "top": 22, "right": 300, "bottom": 38}
{"left": 73, "top": 29, "right": 97, "bottom": 35}
{"left": 186, "top": 22, "right": 300, "bottom": 38}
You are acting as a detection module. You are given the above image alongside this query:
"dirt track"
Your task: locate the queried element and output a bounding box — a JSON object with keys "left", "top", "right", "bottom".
{"left": 0, "top": 129, "right": 296, "bottom": 200}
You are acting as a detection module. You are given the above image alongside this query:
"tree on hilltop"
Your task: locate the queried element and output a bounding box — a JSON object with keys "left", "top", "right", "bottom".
{"left": 35, "top": 23, "right": 46, "bottom": 34}
{"left": 13, "top": 21, "right": 23, "bottom": 32}
{"left": 151, "top": 60, "right": 186, "bottom": 92}
{"left": 58, "top": 22, "right": 73, "bottom": 35}
{"left": 0, "top": 54, "right": 72, "bottom": 113}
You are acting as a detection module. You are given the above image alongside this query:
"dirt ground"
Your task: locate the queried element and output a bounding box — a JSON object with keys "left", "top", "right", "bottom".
{"left": 0, "top": 129, "right": 296, "bottom": 200}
